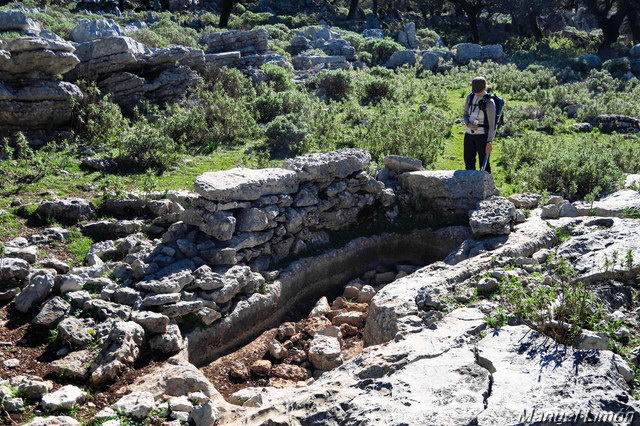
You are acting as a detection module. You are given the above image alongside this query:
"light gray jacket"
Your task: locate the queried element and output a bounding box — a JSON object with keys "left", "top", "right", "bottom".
{"left": 463, "top": 94, "right": 497, "bottom": 142}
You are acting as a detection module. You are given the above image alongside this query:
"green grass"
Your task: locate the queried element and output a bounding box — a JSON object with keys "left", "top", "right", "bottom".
{"left": 66, "top": 230, "right": 93, "bottom": 266}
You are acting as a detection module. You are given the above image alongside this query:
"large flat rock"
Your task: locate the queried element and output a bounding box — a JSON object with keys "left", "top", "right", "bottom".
{"left": 476, "top": 325, "right": 639, "bottom": 424}
{"left": 282, "top": 148, "right": 370, "bottom": 182}
{"left": 194, "top": 168, "right": 299, "bottom": 202}
{"left": 555, "top": 217, "right": 640, "bottom": 282}
{"left": 573, "top": 190, "right": 640, "bottom": 217}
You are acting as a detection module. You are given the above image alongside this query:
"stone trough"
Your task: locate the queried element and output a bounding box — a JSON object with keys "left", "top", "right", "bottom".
{"left": 186, "top": 226, "right": 468, "bottom": 366}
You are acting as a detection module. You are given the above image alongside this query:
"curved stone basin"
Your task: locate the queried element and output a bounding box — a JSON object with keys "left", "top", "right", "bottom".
{"left": 186, "top": 226, "right": 470, "bottom": 367}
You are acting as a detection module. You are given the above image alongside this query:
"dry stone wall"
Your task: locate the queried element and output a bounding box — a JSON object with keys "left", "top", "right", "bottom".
{"left": 180, "top": 149, "right": 391, "bottom": 268}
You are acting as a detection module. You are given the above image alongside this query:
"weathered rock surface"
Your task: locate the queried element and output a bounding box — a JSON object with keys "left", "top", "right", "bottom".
{"left": 469, "top": 196, "right": 516, "bottom": 235}
{"left": 41, "top": 385, "right": 87, "bottom": 412}
{"left": 398, "top": 170, "right": 499, "bottom": 217}
{"left": 573, "top": 190, "right": 640, "bottom": 217}
{"left": 37, "top": 198, "right": 95, "bottom": 222}
{"left": 195, "top": 168, "right": 299, "bottom": 202}
{"left": 282, "top": 148, "right": 370, "bottom": 182}
{"left": 14, "top": 273, "right": 54, "bottom": 312}
{"left": 555, "top": 217, "right": 640, "bottom": 282}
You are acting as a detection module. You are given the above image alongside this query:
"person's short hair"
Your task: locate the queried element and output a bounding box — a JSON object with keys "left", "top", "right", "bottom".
{"left": 471, "top": 76, "right": 487, "bottom": 93}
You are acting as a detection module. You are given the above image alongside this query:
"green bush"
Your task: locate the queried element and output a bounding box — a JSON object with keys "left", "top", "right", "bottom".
{"left": 361, "top": 38, "right": 404, "bottom": 66}
{"left": 79, "top": 97, "right": 128, "bottom": 149}
{"left": 257, "top": 24, "right": 291, "bottom": 41}
{"left": 228, "top": 11, "right": 273, "bottom": 30}
{"left": 602, "top": 58, "right": 631, "bottom": 75}
{"left": 162, "top": 85, "right": 260, "bottom": 150}
{"left": 127, "top": 29, "right": 167, "bottom": 48}
{"left": 500, "top": 133, "right": 640, "bottom": 200}
{"left": 203, "top": 66, "right": 256, "bottom": 98}
{"left": 313, "top": 70, "right": 355, "bottom": 101}
{"left": 262, "top": 64, "right": 295, "bottom": 92}
{"left": 417, "top": 28, "right": 442, "bottom": 48}
{"left": 363, "top": 101, "right": 452, "bottom": 166}
{"left": 360, "top": 76, "right": 396, "bottom": 105}
{"left": 264, "top": 114, "right": 310, "bottom": 156}
{"left": 253, "top": 89, "right": 309, "bottom": 123}
{"left": 116, "top": 121, "right": 179, "bottom": 171}
{"left": 147, "top": 17, "right": 200, "bottom": 47}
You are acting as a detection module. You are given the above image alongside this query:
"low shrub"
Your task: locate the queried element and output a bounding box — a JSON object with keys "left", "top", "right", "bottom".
{"left": 361, "top": 38, "right": 404, "bottom": 66}
{"left": 313, "top": 70, "right": 355, "bottom": 101}
{"left": 253, "top": 89, "right": 310, "bottom": 123}
{"left": 363, "top": 101, "right": 452, "bottom": 166}
{"left": 263, "top": 114, "right": 310, "bottom": 156}
{"left": 360, "top": 76, "right": 396, "bottom": 105}
{"left": 262, "top": 64, "right": 295, "bottom": 92}
{"left": 500, "top": 133, "right": 640, "bottom": 200}
{"left": 602, "top": 58, "right": 631, "bottom": 75}
{"left": 116, "top": 121, "right": 179, "bottom": 171}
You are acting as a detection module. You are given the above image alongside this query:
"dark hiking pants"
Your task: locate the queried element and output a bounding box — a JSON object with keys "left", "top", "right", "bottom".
{"left": 464, "top": 132, "right": 491, "bottom": 174}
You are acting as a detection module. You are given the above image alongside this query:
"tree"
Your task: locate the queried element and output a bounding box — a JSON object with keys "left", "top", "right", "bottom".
{"left": 220, "top": 0, "right": 235, "bottom": 28}
{"left": 347, "top": 0, "right": 359, "bottom": 19}
{"left": 624, "top": 0, "right": 640, "bottom": 43}
{"left": 583, "top": 0, "right": 631, "bottom": 49}
{"left": 445, "top": 0, "right": 496, "bottom": 43}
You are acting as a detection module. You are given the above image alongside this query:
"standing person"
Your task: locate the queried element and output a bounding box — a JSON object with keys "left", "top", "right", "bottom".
{"left": 463, "top": 76, "right": 496, "bottom": 174}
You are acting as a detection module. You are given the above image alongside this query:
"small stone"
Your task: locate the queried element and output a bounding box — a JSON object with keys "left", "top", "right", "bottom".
{"left": 343, "top": 285, "right": 360, "bottom": 300}
{"left": 308, "top": 335, "right": 343, "bottom": 370}
{"left": 3, "top": 358, "right": 19, "bottom": 368}
{"left": 112, "top": 392, "right": 156, "bottom": 419}
{"left": 332, "top": 311, "right": 365, "bottom": 328}
{"left": 169, "top": 395, "right": 194, "bottom": 413}
{"left": 229, "top": 362, "right": 250, "bottom": 381}
{"left": 250, "top": 360, "right": 272, "bottom": 376}
{"left": 309, "top": 297, "right": 331, "bottom": 318}
{"left": 271, "top": 364, "right": 309, "bottom": 381}
{"left": 190, "top": 400, "right": 219, "bottom": 425}
{"left": 41, "top": 385, "right": 87, "bottom": 412}
{"left": 339, "top": 323, "right": 358, "bottom": 337}
{"left": 357, "top": 285, "right": 376, "bottom": 304}
{"left": 477, "top": 277, "right": 499, "bottom": 293}
{"left": 277, "top": 322, "right": 297, "bottom": 339}
{"left": 574, "top": 330, "right": 609, "bottom": 350}
{"left": 268, "top": 339, "right": 287, "bottom": 360}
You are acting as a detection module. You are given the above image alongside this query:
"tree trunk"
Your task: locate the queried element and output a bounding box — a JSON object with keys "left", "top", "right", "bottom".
{"left": 586, "top": 0, "right": 629, "bottom": 49}
{"left": 627, "top": 8, "right": 640, "bottom": 43}
{"left": 347, "top": 0, "right": 359, "bottom": 20}
{"left": 528, "top": 9, "right": 543, "bottom": 40}
{"left": 462, "top": 4, "right": 482, "bottom": 43}
{"left": 220, "top": 0, "right": 235, "bottom": 28}
{"left": 372, "top": 0, "right": 378, "bottom": 17}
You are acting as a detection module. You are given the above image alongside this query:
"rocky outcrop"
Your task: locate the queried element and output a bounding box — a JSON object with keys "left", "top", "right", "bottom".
{"left": 586, "top": 114, "right": 640, "bottom": 134}
{"left": 292, "top": 54, "right": 351, "bottom": 71}
{"left": 454, "top": 43, "right": 505, "bottom": 64}
{"left": 573, "top": 190, "right": 640, "bottom": 217}
{"left": 0, "top": 34, "right": 82, "bottom": 139}
{"left": 202, "top": 29, "right": 268, "bottom": 55}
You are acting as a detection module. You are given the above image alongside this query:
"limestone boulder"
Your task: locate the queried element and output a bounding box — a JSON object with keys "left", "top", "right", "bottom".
{"left": 385, "top": 50, "right": 416, "bottom": 69}
{"left": 70, "top": 19, "right": 124, "bottom": 43}
{"left": 0, "top": 38, "right": 79, "bottom": 78}
{"left": 283, "top": 148, "right": 371, "bottom": 182}
{"left": 0, "top": 10, "right": 40, "bottom": 32}
{"left": 36, "top": 198, "right": 95, "bottom": 222}
{"left": 14, "top": 273, "right": 54, "bottom": 313}
{"left": 308, "top": 335, "right": 343, "bottom": 370}
{"left": 398, "top": 170, "right": 499, "bottom": 216}
{"left": 33, "top": 296, "right": 71, "bottom": 326}
{"left": 469, "top": 196, "right": 516, "bottom": 235}
{"left": 112, "top": 392, "right": 156, "bottom": 419}
{"left": 41, "top": 385, "right": 87, "bottom": 412}
{"left": 195, "top": 168, "right": 299, "bottom": 202}
{"left": 573, "top": 190, "right": 640, "bottom": 217}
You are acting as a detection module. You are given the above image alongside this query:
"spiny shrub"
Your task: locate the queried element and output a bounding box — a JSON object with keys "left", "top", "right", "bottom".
{"left": 78, "top": 97, "right": 128, "bottom": 149}
{"left": 116, "top": 121, "right": 179, "bottom": 171}
{"left": 602, "top": 58, "right": 631, "bottom": 75}
{"left": 500, "top": 133, "right": 640, "bottom": 200}
{"left": 147, "top": 17, "right": 200, "bottom": 47}
{"left": 204, "top": 66, "right": 255, "bottom": 99}
{"left": 360, "top": 76, "right": 396, "bottom": 105}
{"left": 313, "top": 70, "right": 355, "bottom": 101}
{"left": 128, "top": 29, "right": 166, "bottom": 48}
{"left": 254, "top": 89, "right": 310, "bottom": 123}
{"left": 257, "top": 24, "right": 291, "bottom": 41}
{"left": 262, "top": 64, "right": 295, "bottom": 92}
{"left": 364, "top": 101, "right": 451, "bottom": 166}
{"left": 264, "top": 114, "right": 310, "bottom": 157}
{"left": 361, "top": 38, "right": 403, "bottom": 66}
{"left": 163, "top": 85, "right": 260, "bottom": 150}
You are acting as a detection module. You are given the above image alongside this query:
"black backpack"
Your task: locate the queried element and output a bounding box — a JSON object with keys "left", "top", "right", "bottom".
{"left": 467, "top": 93, "right": 505, "bottom": 130}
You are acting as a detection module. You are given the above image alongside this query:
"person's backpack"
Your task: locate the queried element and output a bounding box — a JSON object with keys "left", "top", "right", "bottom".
{"left": 467, "top": 92, "right": 505, "bottom": 130}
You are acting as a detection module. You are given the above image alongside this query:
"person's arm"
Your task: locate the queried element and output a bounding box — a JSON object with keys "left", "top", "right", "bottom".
{"left": 486, "top": 100, "right": 496, "bottom": 142}
{"left": 463, "top": 95, "right": 471, "bottom": 126}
